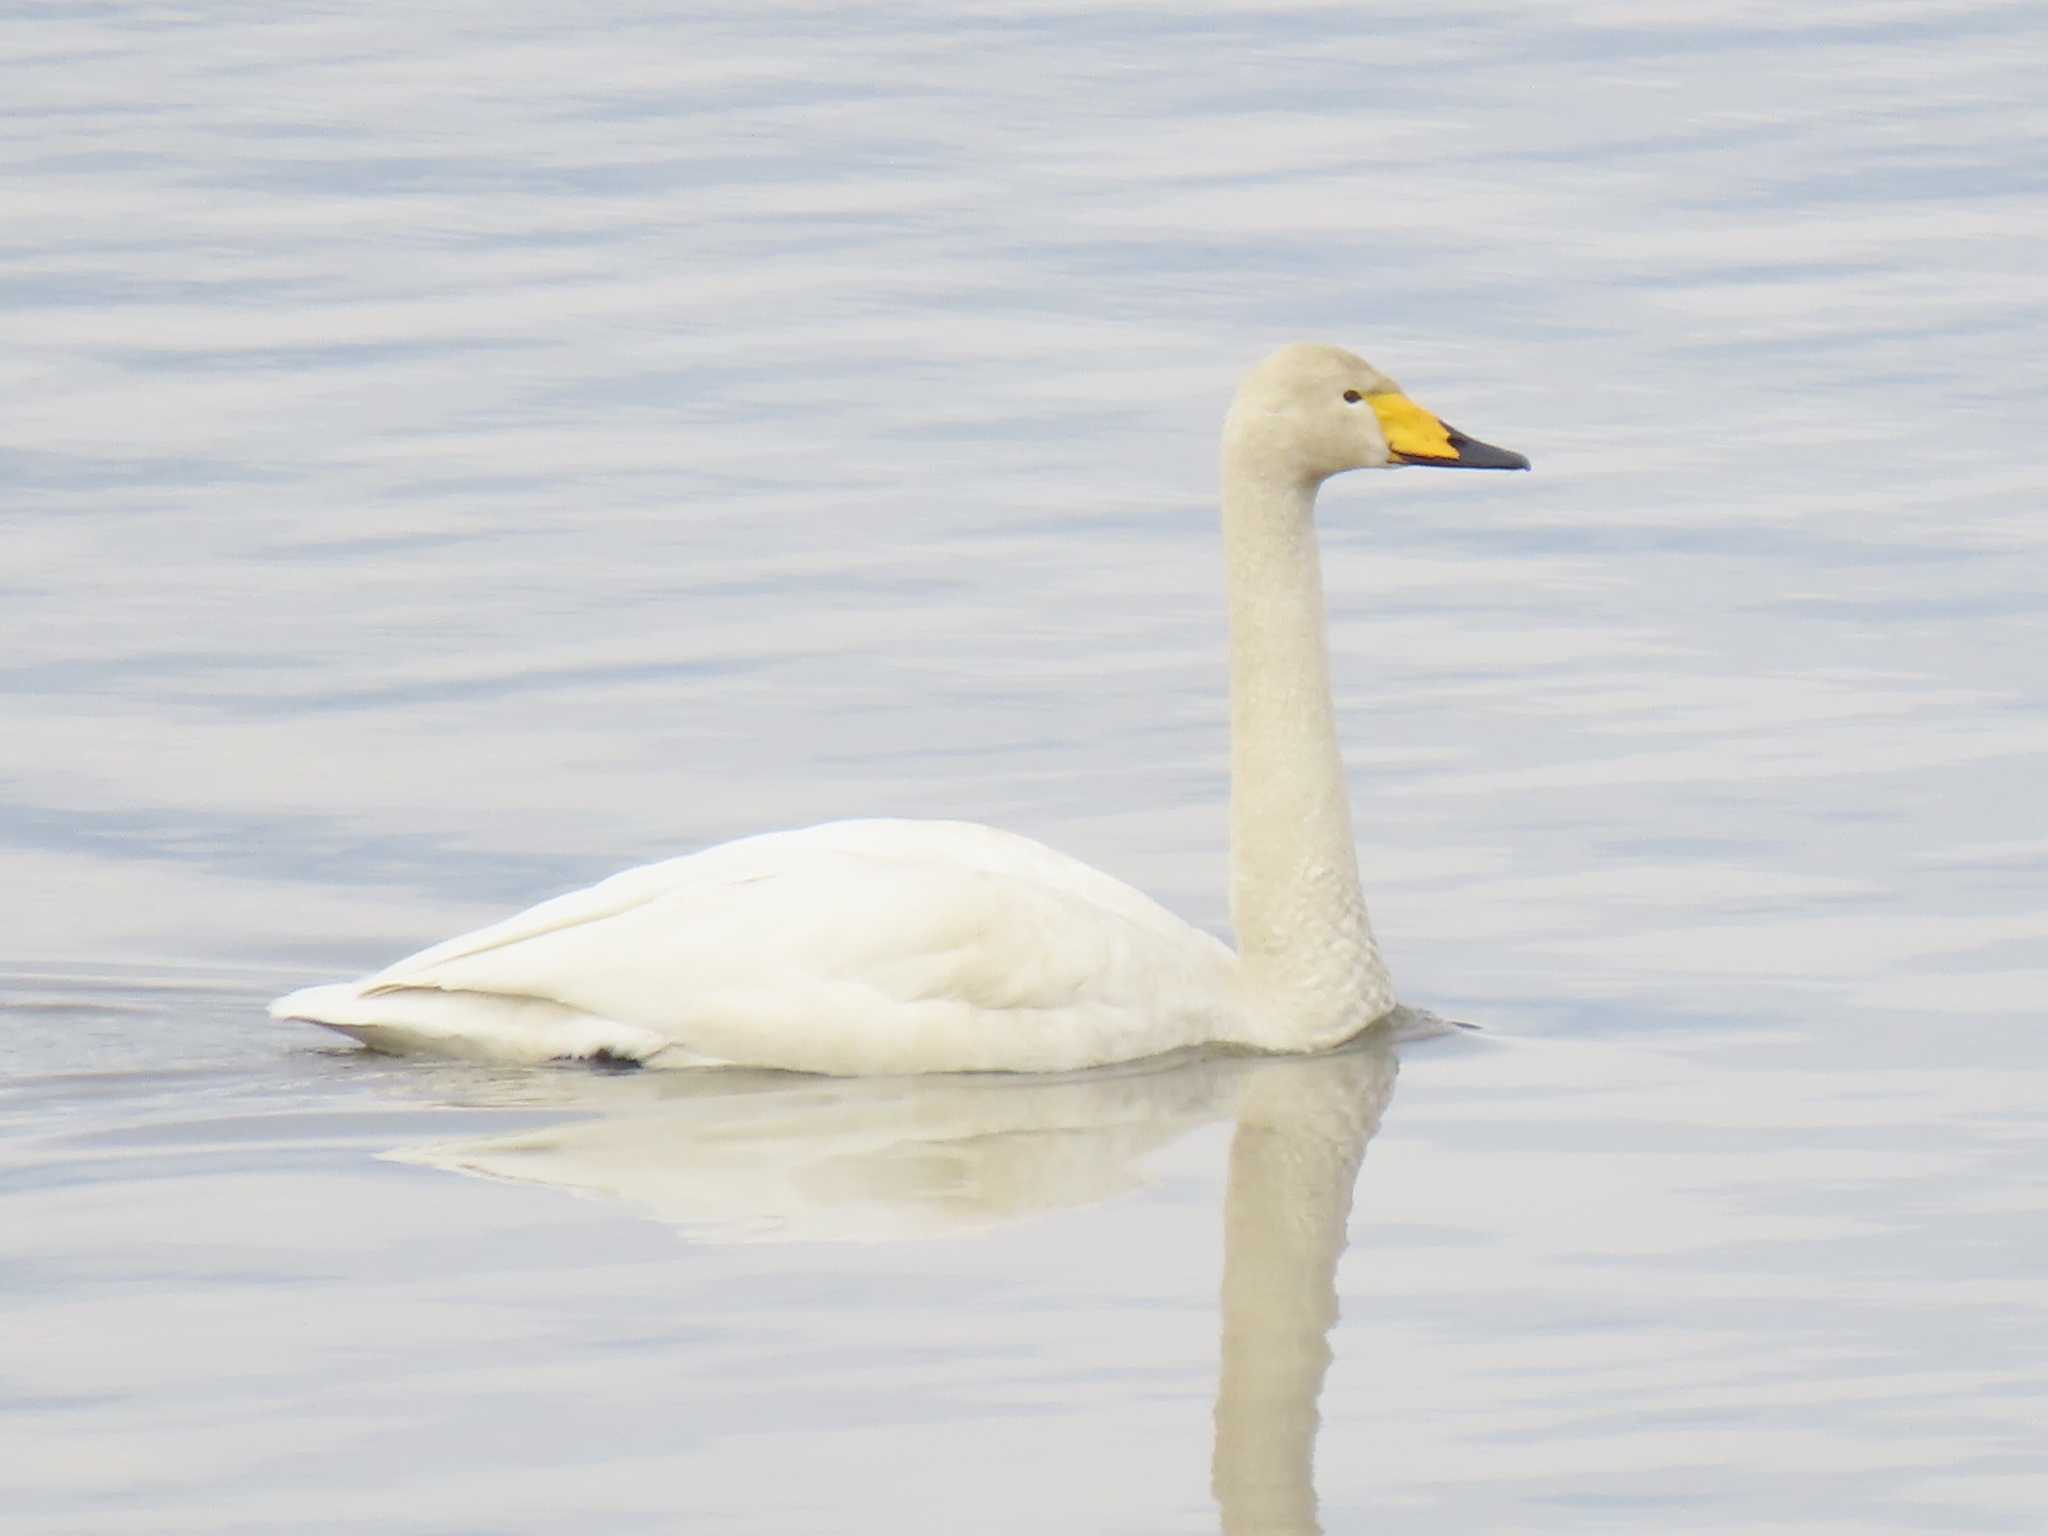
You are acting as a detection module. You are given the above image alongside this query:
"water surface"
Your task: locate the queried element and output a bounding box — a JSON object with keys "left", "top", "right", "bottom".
{"left": 4, "top": 3, "right": 2045, "bottom": 1530}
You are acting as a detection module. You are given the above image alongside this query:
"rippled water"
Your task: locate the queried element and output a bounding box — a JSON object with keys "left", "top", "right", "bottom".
{"left": 5, "top": 3, "right": 2045, "bottom": 1531}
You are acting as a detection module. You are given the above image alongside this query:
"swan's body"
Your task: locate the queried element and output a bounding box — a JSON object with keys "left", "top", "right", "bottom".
{"left": 278, "top": 819, "right": 1243, "bottom": 1073}
{"left": 273, "top": 343, "right": 1526, "bottom": 1073}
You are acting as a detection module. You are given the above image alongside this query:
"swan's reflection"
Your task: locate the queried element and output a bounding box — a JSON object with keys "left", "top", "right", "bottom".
{"left": 1214, "top": 1046, "right": 1394, "bottom": 1535}
{"left": 389, "top": 1028, "right": 1398, "bottom": 1530}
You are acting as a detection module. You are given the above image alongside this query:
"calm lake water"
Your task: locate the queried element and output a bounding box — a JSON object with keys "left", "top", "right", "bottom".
{"left": 5, "top": 3, "right": 2045, "bottom": 1531}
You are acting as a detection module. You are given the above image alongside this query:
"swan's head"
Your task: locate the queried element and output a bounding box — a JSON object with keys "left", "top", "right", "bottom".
{"left": 1224, "top": 343, "right": 1529, "bottom": 483}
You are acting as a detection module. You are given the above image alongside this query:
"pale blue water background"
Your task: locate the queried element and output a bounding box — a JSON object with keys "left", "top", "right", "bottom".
{"left": 4, "top": 3, "right": 2046, "bottom": 1531}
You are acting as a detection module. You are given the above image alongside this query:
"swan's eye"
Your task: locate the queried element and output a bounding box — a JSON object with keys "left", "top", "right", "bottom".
{"left": 1342, "top": 389, "right": 1362, "bottom": 404}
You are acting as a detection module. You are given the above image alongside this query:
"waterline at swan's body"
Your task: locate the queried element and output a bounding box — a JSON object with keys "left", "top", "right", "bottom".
{"left": 272, "top": 343, "right": 1527, "bottom": 1074}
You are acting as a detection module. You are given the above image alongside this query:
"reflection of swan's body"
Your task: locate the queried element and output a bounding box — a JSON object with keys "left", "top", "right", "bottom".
{"left": 273, "top": 344, "right": 1525, "bottom": 1072}
{"left": 392, "top": 1036, "right": 1396, "bottom": 1526}
{"left": 392, "top": 1049, "right": 1246, "bottom": 1242}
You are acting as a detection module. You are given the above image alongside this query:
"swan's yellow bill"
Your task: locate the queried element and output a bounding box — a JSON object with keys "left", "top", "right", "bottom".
{"left": 1370, "top": 391, "right": 1530, "bottom": 470}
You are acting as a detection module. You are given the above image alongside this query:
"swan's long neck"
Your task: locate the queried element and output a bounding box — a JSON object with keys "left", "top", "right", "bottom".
{"left": 1221, "top": 436, "right": 1394, "bottom": 1049}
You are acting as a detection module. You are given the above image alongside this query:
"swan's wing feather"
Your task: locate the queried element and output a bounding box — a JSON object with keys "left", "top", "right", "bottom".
{"left": 369, "top": 851, "right": 712, "bottom": 979}
{"left": 353, "top": 820, "right": 1236, "bottom": 1074}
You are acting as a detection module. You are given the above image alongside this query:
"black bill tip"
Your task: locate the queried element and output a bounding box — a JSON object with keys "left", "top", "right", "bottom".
{"left": 1441, "top": 424, "right": 1530, "bottom": 470}
{"left": 1395, "top": 423, "right": 1530, "bottom": 471}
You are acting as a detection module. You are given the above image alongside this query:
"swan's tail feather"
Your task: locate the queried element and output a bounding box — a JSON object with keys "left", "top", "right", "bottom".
{"left": 269, "top": 982, "right": 677, "bottom": 1067}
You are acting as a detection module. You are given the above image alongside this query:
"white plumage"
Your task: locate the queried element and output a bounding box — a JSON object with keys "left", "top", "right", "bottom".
{"left": 273, "top": 343, "right": 1526, "bottom": 1073}
{"left": 274, "top": 819, "right": 1240, "bottom": 1073}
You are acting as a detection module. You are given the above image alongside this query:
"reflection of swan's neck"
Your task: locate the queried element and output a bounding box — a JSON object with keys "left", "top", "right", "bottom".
{"left": 1211, "top": 1051, "right": 1395, "bottom": 1536}
{"left": 1221, "top": 435, "right": 1394, "bottom": 1049}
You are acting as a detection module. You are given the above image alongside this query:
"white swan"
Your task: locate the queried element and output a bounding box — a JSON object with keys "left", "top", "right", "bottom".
{"left": 272, "top": 343, "right": 1527, "bottom": 1072}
